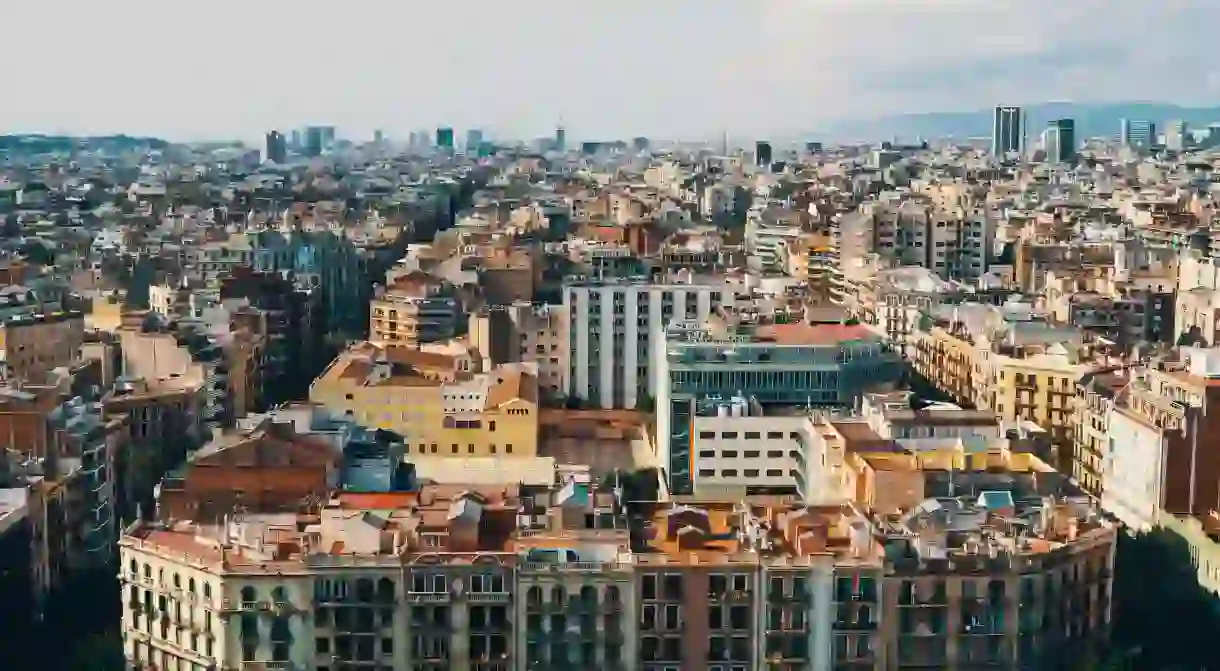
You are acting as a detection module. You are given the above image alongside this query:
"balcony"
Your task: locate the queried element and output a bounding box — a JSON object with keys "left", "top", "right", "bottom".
{"left": 467, "top": 591, "right": 511, "bottom": 604}
{"left": 406, "top": 591, "right": 450, "bottom": 604}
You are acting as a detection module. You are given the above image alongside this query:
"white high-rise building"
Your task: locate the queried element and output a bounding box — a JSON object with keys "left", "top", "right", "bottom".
{"left": 564, "top": 275, "right": 734, "bottom": 409}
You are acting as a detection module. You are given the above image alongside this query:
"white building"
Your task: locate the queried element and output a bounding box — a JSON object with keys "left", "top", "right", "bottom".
{"left": 690, "top": 396, "right": 828, "bottom": 497}
{"left": 564, "top": 274, "right": 734, "bottom": 409}
{"left": 1100, "top": 407, "right": 1167, "bottom": 531}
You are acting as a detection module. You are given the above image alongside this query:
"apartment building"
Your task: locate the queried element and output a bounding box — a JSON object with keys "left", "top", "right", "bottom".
{"left": 1071, "top": 370, "right": 1126, "bottom": 498}
{"left": 157, "top": 414, "right": 339, "bottom": 521}
{"left": 1102, "top": 348, "right": 1220, "bottom": 531}
{"left": 0, "top": 310, "right": 85, "bottom": 381}
{"left": 564, "top": 274, "right": 735, "bottom": 410}
{"left": 657, "top": 316, "right": 900, "bottom": 495}
{"left": 310, "top": 343, "right": 539, "bottom": 458}
{"left": 467, "top": 302, "right": 567, "bottom": 399}
{"left": 1175, "top": 251, "right": 1220, "bottom": 346}
{"left": 370, "top": 271, "right": 461, "bottom": 347}
{"left": 909, "top": 303, "right": 1094, "bottom": 466}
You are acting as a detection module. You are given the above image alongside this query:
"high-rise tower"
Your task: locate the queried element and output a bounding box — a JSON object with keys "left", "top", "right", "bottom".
{"left": 992, "top": 106, "right": 1023, "bottom": 156}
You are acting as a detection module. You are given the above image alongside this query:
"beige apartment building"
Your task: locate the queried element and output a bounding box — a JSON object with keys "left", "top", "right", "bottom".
{"left": 370, "top": 272, "right": 461, "bottom": 347}
{"left": 310, "top": 342, "right": 540, "bottom": 458}
{"left": 909, "top": 304, "right": 1096, "bottom": 469}
{"left": 119, "top": 435, "right": 1113, "bottom": 671}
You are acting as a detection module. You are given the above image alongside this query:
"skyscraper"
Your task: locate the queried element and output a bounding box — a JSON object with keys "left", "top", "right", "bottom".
{"left": 1043, "top": 118, "right": 1076, "bottom": 164}
{"left": 436, "top": 127, "right": 455, "bottom": 151}
{"left": 755, "top": 140, "right": 772, "bottom": 167}
{"left": 465, "top": 129, "right": 484, "bottom": 155}
{"left": 1121, "top": 119, "right": 1156, "bottom": 147}
{"left": 555, "top": 126, "right": 566, "bottom": 152}
{"left": 304, "top": 126, "right": 325, "bottom": 157}
{"left": 1165, "top": 120, "right": 1189, "bottom": 151}
{"left": 992, "top": 106, "right": 1023, "bottom": 156}
{"left": 264, "top": 130, "right": 287, "bottom": 164}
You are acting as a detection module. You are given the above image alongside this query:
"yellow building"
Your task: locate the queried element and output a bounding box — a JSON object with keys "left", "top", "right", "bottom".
{"left": 911, "top": 307, "right": 1094, "bottom": 470}
{"left": 310, "top": 342, "right": 539, "bottom": 457}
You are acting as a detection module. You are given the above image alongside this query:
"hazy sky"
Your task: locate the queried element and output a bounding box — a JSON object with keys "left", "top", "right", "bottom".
{"left": 4, "top": 0, "right": 1219, "bottom": 143}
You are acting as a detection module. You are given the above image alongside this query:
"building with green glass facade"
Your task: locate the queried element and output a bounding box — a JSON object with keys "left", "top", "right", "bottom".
{"left": 655, "top": 320, "right": 902, "bottom": 494}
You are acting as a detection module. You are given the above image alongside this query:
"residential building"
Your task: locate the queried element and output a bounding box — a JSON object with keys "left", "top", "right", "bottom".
{"left": 310, "top": 342, "right": 540, "bottom": 459}
{"left": 1102, "top": 348, "right": 1220, "bottom": 531}
{"left": 370, "top": 271, "right": 461, "bottom": 347}
{"left": 156, "top": 413, "right": 339, "bottom": 522}
{"left": 0, "top": 310, "right": 85, "bottom": 381}
{"left": 467, "top": 302, "right": 567, "bottom": 399}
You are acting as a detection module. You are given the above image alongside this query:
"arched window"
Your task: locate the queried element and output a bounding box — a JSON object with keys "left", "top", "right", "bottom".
{"left": 271, "top": 586, "right": 289, "bottom": 604}
{"left": 356, "top": 578, "right": 375, "bottom": 603}
{"left": 129, "top": 559, "right": 138, "bottom": 577}
{"left": 580, "top": 585, "right": 597, "bottom": 604}
{"left": 204, "top": 583, "right": 212, "bottom": 601}
{"left": 552, "top": 585, "right": 567, "bottom": 605}
{"left": 605, "top": 585, "right": 620, "bottom": 604}
{"left": 377, "top": 578, "right": 395, "bottom": 603}
{"left": 188, "top": 578, "right": 196, "bottom": 594}
{"left": 241, "top": 586, "right": 257, "bottom": 604}
{"left": 526, "top": 586, "right": 543, "bottom": 606}
{"left": 173, "top": 573, "right": 181, "bottom": 588}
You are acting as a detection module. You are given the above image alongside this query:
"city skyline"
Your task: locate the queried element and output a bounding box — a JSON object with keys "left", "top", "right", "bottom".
{"left": 4, "top": 0, "right": 1220, "bottom": 143}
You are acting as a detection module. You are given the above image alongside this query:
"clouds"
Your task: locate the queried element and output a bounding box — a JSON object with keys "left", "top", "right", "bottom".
{"left": 1, "top": 0, "right": 1217, "bottom": 141}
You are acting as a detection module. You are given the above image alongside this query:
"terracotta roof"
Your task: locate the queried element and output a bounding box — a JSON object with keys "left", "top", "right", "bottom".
{"left": 484, "top": 370, "right": 538, "bottom": 409}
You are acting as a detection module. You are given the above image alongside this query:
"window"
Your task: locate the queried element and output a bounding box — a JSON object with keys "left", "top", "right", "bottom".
{"left": 766, "top": 450, "right": 783, "bottom": 458}
{"left": 743, "top": 450, "right": 760, "bottom": 459}
{"left": 744, "top": 432, "right": 760, "bottom": 440}
{"left": 744, "top": 469, "right": 759, "bottom": 478}
{"left": 699, "top": 431, "right": 716, "bottom": 439}
{"left": 721, "top": 450, "right": 738, "bottom": 458}
{"left": 721, "top": 432, "right": 738, "bottom": 439}
{"left": 699, "top": 469, "right": 715, "bottom": 477}
{"left": 721, "top": 469, "right": 738, "bottom": 477}
{"left": 699, "top": 450, "right": 716, "bottom": 458}
{"left": 766, "top": 469, "right": 782, "bottom": 477}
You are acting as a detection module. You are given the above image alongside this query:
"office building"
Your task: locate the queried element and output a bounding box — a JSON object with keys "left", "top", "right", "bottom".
{"left": 563, "top": 274, "right": 735, "bottom": 410}
{"left": 436, "top": 127, "right": 455, "bottom": 151}
{"left": 1120, "top": 118, "right": 1156, "bottom": 147}
{"left": 465, "top": 129, "right": 484, "bottom": 155}
{"left": 1165, "top": 119, "right": 1189, "bottom": 151}
{"left": 991, "top": 105, "right": 1023, "bottom": 156}
{"left": 631, "top": 136, "right": 650, "bottom": 152}
{"left": 657, "top": 316, "right": 901, "bottom": 494}
{"left": 555, "top": 125, "right": 566, "bottom": 152}
{"left": 1042, "top": 118, "right": 1076, "bottom": 164}
{"left": 288, "top": 129, "right": 302, "bottom": 152}
{"left": 304, "top": 126, "right": 324, "bottom": 157}
{"left": 373, "top": 129, "right": 385, "bottom": 144}
{"left": 263, "top": 130, "right": 287, "bottom": 164}
{"left": 755, "top": 140, "right": 773, "bottom": 167}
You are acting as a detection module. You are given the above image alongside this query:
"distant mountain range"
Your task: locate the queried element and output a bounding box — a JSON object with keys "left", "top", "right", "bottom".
{"left": 816, "top": 102, "right": 1220, "bottom": 143}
